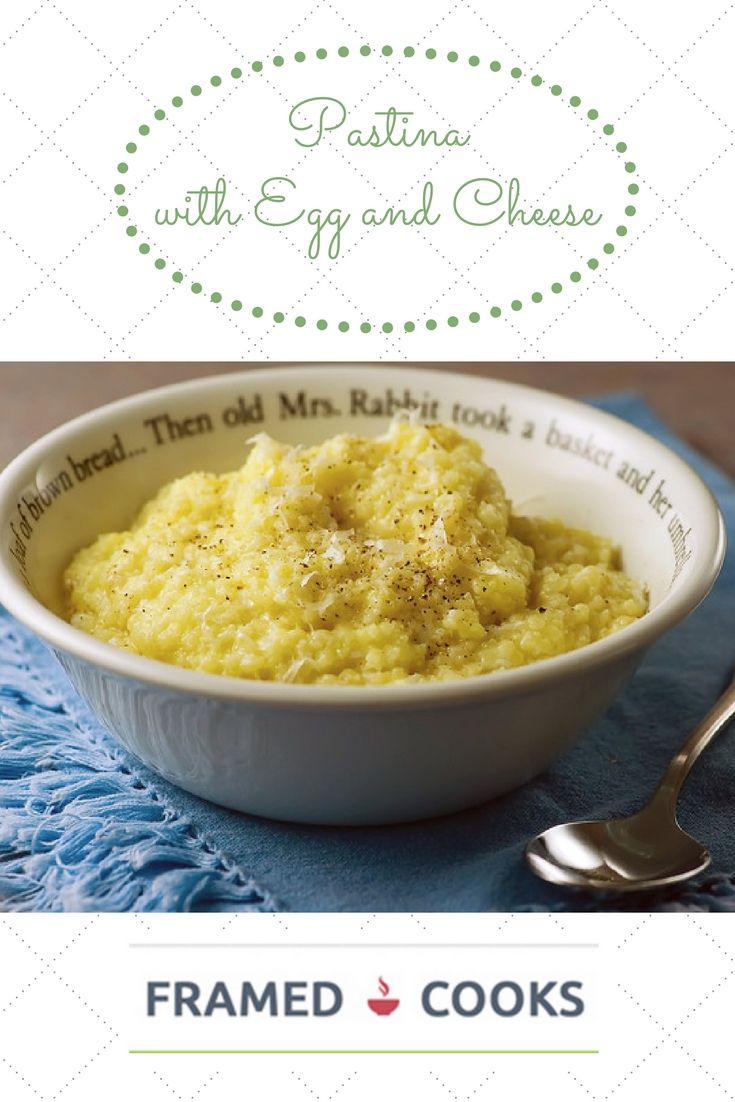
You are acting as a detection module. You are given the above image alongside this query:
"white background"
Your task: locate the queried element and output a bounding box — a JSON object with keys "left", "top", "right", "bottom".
{"left": 1, "top": 913, "right": 733, "bottom": 1100}
{"left": 0, "top": 0, "right": 733, "bottom": 360}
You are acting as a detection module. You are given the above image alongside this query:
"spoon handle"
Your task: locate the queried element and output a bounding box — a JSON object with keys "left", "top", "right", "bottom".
{"left": 653, "top": 670, "right": 735, "bottom": 813}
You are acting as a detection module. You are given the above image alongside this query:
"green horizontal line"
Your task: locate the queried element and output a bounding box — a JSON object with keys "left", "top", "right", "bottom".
{"left": 129, "top": 1049, "right": 598, "bottom": 1055}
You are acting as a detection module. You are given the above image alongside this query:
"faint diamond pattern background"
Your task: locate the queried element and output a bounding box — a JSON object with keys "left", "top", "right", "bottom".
{"left": 0, "top": 0, "right": 733, "bottom": 359}
{"left": 0, "top": 914, "right": 734, "bottom": 1099}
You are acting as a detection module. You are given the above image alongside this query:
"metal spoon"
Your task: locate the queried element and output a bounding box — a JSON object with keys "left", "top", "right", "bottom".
{"left": 525, "top": 672, "right": 735, "bottom": 891}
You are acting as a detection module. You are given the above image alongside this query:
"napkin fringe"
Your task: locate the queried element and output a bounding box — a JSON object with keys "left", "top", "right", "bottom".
{"left": 0, "top": 617, "right": 277, "bottom": 913}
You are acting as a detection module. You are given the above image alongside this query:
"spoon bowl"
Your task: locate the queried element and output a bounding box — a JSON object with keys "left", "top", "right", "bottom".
{"left": 526, "top": 814, "right": 710, "bottom": 892}
{"left": 526, "top": 671, "right": 735, "bottom": 892}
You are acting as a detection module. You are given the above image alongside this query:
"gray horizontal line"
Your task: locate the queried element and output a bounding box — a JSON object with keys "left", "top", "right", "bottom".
{"left": 130, "top": 1049, "right": 599, "bottom": 1056}
{"left": 128, "top": 943, "right": 598, "bottom": 950}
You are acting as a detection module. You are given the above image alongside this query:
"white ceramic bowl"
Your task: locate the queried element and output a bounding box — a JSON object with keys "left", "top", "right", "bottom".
{"left": 0, "top": 367, "right": 726, "bottom": 824}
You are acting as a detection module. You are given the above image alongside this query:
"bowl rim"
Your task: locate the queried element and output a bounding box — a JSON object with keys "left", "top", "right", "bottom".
{"left": 0, "top": 364, "right": 727, "bottom": 711}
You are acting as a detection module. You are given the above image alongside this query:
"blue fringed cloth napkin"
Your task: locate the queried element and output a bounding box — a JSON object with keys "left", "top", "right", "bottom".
{"left": 1, "top": 394, "right": 734, "bottom": 912}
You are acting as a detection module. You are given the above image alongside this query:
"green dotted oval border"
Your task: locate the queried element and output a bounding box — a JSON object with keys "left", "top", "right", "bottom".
{"left": 115, "top": 47, "right": 639, "bottom": 333}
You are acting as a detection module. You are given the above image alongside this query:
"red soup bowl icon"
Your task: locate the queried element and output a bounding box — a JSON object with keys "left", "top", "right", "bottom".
{"left": 367, "top": 998, "right": 400, "bottom": 1016}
